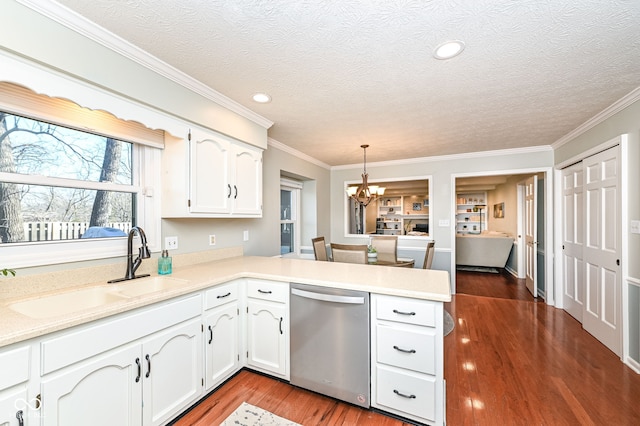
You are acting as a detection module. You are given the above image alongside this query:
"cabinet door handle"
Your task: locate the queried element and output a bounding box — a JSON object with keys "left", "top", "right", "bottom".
{"left": 16, "top": 410, "right": 24, "bottom": 426}
{"left": 258, "top": 289, "right": 272, "bottom": 294}
{"left": 208, "top": 325, "right": 213, "bottom": 344}
{"left": 227, "top": 184, "right": 232, "bottom": 198}
{"left": 279, "top": 317, "right": 283, "bottom": 335}
{"left": 393, "top": 345, "right": 416, "bottom": 354}
{"left": 234, "top": 185, "right": 238, "bottom": 199}
{"left": 393, "top": 389, "right": 416, "bottom": 399}
{"left": 145, "top": 354, "right": 151, "bottom": 378}
{"left": 392, "top": 309, "right": 416, "bottom": 316}
{"left": 216, "top": 292, "right": 231, "bottom": 299}
{"left": 135, "top": 357, "right": 141, "bottom": 382}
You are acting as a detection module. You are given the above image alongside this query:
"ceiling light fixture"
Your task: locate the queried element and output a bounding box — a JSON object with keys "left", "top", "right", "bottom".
{"left": 252, "top": 92, "right": 272, "bottom": 103}
{"left": 433, "top": 40, "right": 465, "bottom": 60}
{"left": 346, "top": 144, "right": 385, "bottom": 207}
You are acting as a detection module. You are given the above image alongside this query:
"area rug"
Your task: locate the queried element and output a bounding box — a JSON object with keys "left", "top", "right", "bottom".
{"left": 457, "top": 265, "right": 499, "bottom": 274}
{"left": 444, "top": 309, "right": 455, "bottom": 336}
{"left": 221, "top": 402, "right": 300, "bottom": 426}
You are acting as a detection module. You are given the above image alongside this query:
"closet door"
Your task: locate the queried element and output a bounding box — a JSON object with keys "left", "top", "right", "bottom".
{"left": 582, "top": 145, "right": 621, "bottom": 356}
{"left": 562, "top": 163, "right": 584, "bottom": 322}
{"left": 524, "top": 176, "right": 538, "bottom": 297}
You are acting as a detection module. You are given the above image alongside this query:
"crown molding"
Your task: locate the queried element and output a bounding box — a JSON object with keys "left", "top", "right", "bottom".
{"left": 16, "top": 0, "right": 274, "bottom": 130}
{"left": 267, "top": 138, "right": 331, "bottom": 170}
{"left": 331, "top": 145, "right": 553, "bottom": 170}
{"left": 552, "top": 86, "right": 640, "bottom": 149}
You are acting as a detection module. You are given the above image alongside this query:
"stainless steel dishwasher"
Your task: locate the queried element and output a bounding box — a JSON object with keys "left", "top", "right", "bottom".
{"left": 290, "top": 283, "right": 370, "bottom": 408}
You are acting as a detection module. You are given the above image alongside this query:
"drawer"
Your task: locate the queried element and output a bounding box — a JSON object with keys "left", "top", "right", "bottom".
{"left": 205, "top": 281, "right": 239, "bottom": 310}
{"left": 377, "top": 323, "right": 435, "bottom": 375}
{"left": 0, "top": 345, "right": 30, "bottom": 391}
{"left": 376, "top": 364, "right": 436, "bottom": 422}
{"left": 375, "top": 294, "right": 436, "bottom": 327}
{"left": 247, "top": 279, "right": 287, "bottom": 303}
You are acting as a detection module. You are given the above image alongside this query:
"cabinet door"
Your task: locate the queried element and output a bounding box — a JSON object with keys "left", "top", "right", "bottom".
{"left": 246, "top": 300, "right": 287, "bottom": 376}
{"left": 0, "top": 387, "right": 29, "bottom": 426}
{"left": 232, "top": 145, "right": 262, "bottom": 215}
{"left": 204, "top": 303, "right": 240, "bottom": 390}
{"left": 142, "top": 318, "right": 202, "bottom": 426}
{"left": 190, "top": 133, "right": 232, "bottom": 214}
{"left": 41, "top": 344, "right": 142, "bottom": 426}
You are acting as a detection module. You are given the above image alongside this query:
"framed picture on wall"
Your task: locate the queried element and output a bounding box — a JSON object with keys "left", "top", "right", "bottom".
{"left": 493, "top": 202, "right": 504, "bottom": 218}
{"left": 412, "top": 202, "right": 422, "bottom": 211}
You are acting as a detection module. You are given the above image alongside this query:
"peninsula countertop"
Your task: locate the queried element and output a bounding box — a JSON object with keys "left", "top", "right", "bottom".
{"left": 0, "top": 255, "right": 451, "bottom": 348}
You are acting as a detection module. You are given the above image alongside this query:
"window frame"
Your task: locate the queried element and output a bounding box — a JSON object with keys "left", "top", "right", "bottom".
{"left": 0, "top": 110, "right": 162, "bottom": 269}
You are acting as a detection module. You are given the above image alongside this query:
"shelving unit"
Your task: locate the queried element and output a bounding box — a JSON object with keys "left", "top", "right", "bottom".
{"left": 376, "top": 196, "right": 429, "bottom": 235}
{"left": 456, "top": 192, "right": 487, "bottom": 234}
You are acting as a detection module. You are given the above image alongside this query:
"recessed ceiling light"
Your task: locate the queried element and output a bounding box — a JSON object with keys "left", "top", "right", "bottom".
{"left": 252, "top": 93, "right": 272, "bottom": 103}
{"left": 433, "top": 40, "right": 465, "bottom": 60}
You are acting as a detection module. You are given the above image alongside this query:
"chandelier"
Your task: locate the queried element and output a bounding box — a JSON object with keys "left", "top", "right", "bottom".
{"left": 346, "top": 144, "right": 385, "bottom": 207}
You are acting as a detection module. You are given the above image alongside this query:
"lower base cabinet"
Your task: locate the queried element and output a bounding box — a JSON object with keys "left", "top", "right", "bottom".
{"left": 0, "top": 387, "right": 29, "bottom": 426}
{"left": 41, "top": 318, "right": 202, "bottom": 426}
{"left": 204, "top": 302, "right": 240, "bottom": 390}
{"left": 371, "top": 294, "right": 445, "bottom": 426}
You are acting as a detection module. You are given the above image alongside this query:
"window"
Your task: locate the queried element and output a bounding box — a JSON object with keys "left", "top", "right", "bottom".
{"left": 0, "top": 112, "right": 135, "bottom": 243}
{"left": 280, "top": 179, "right": 302, "bottom": 256}
{"left": 0, "top": 84, "right": 162, "bottom": 269}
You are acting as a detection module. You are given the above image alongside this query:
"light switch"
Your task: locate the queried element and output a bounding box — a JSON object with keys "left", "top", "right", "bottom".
{"left": 438, "top": 219, "right": 450, "bottom": 227}
{"left": 631, "top": 220, "right": 640, "bottom": 234}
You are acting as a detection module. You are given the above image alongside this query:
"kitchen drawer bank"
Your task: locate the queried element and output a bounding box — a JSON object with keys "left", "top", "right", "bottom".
{"left": 0, "top": 256, "right": 450, "bottom": 426}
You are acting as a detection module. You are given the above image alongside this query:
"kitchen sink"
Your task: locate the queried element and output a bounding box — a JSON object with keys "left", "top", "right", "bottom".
{"left": 109, "top": 276, "right": 188, "bottom": 297}
{"left": 9, "top": 276, "right": 189, "bottom": 319}
{"left": 9, "top": 286, "right": 128, "bottom": 319}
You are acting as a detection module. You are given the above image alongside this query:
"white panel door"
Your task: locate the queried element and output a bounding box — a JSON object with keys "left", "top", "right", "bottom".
{"left": 582, "top": 146, "right": 621, "bottom": 356}
{"left": 562, "top": 163, "right": 584, "bottom": 322}
{"left": 524, "top": 176, "right": 537, "bottom": 297}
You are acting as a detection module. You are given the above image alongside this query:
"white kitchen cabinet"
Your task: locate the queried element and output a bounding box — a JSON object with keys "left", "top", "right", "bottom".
{"left": 41, "top": 344, "right": 142, "bottom": 426}
{"left": 142, "top": 318, "right": 202, "bottom": 426}
{"left": 246, "top": 279, "right": 289, "bottom": 379}
{"left": 371, "top": 294, "right": 445, "bottom": 426}
{"left": 162, "top": 128, "right": 262, "bottom": 218}
{"left": 203, "top": 282, "right": 241, "bottom": 390}
{"left": 0, "top": 344, "right": 32, "bottom": 426}
{"left": 39, "top": 295, "right": 202, "bottom": 426}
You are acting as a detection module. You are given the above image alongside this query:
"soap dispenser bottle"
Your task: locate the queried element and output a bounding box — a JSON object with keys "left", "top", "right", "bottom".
{"left": 158, "top": 250, "right": 172, "bottom": 275}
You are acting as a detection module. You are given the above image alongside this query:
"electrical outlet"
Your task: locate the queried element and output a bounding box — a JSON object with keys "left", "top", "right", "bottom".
{"left": 165, "top": 236, "right": 178, "bottom": 250}
{"left": 209, "top": 235, "right": 216, "bottom": 246}
{"left": 243, "top": 230, "right": 249, "bottom": 241}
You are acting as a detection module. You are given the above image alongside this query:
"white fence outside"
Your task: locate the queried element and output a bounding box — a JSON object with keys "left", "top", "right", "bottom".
{"left": 23, "top": 222, "right": 132, "bottom": 242}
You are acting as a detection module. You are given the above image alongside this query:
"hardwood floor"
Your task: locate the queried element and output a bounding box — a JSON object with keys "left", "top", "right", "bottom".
{"left": 173, "top": 271, "right": 640, "bottom": 425}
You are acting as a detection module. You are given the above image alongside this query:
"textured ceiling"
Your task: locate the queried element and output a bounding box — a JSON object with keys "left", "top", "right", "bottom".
{"left": 53, "top": 0, "right": 640, "bottom": 166}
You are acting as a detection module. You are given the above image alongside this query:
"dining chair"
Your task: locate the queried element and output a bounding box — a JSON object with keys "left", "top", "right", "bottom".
{"left": 370, "top": 235, "right": 397, "bottom": 263}
{"left": 423, "top": 241, "right": 435, "bottom": 269}
{"left": 330, "top": 243, "right": 368, "bottom": 264}
{"left": 312, "top": 236, "right": 328, "bottom": 261}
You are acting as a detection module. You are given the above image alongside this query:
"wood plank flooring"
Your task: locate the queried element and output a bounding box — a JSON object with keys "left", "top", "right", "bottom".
{"left": 172, "top": 270, "right": 640, "bottom": 425}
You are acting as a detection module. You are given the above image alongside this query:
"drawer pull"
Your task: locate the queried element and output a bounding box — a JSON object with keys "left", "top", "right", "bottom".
{"left": 16, "top": 410, "right": 24, "bottom": 426}
{"left": 208, "top": 325, "right": 214, "bottom": 344}
{"left": 258, "top": 289, "right": 273, "bottom": 294}
{"left": 393, "top": 389, "right": 417, "bottom": 399}
{"left": 135, "top": 357, "right": 141, "bottom": 382}
{"left": 145, "top": 354, "right": 151, "bottom": 378}
{"left": 393, "top": 345, "right": 416, "bottom": 354}
{"left": 392, "top": 309, "right": 416, "bottom": 316}
{"left": 216, "top": 292, "right": 231, "bottom": 299}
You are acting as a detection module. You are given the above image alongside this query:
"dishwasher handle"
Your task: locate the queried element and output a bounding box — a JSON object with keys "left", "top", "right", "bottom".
{"left": 292, "top": 288, "right": 365, "bottom": 304}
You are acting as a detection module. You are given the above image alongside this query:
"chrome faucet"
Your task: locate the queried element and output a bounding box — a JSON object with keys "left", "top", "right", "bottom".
{"left": 108, "top": 226, "right": 151, "bottom": 283}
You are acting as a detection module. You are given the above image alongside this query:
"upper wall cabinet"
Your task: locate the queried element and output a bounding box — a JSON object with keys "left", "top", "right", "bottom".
{"left": 162, "top": 128, "right": 263, "bottom": 218}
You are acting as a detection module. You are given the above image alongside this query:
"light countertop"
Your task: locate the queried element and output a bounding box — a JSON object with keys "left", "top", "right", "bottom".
{"left": 0, "top": 256, "right": 450, "bottom": 348}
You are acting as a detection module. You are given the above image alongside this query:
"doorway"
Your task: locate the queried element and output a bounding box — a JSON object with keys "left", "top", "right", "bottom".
{"left": 452, "top": 169, "right": 553, "bottom": 302}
